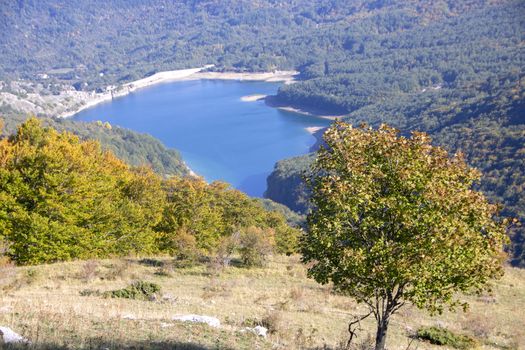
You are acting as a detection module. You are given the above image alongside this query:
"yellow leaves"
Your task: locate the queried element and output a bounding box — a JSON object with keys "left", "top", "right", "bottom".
{"left": 1, "top": 119, "right": 299, "bottom": 264}
{"left": 0, "top": 139, "right": 13, "bottom": 167}
{"left": 304, "top": 120, "right": 510, "bottom": 317}
{"left": 1, "top": 119, "right": 169, "bottom": 263}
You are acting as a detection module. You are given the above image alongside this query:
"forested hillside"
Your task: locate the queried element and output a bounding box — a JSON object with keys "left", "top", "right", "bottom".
{"left": 1, "top": 1, "right": 517, "bottom": 88}
{"left": 266, "top": 88, "right": 525, "bottom": 266}
{"left": 0, "top": 119, "right": 298, "bottom": 265}
{"left": 1, "top": 114, "right": 190, "bottom": 177}
{"left": 272, "top": 2, "right": 522, "bottom": 117}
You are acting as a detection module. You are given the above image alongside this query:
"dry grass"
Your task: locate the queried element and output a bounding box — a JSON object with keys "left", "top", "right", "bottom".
{"left": 0, "top": 255, "right": 524, "bottom": 349}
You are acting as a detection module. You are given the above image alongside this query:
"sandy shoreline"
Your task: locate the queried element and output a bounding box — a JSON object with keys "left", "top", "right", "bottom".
{"left": 0, "top": 66, "right": 340, "bottom": 124}
{"left": 58, "top": 67, "right": 298, "bottom": 118}
{"left": 275, "top": 106, "right": 343, "bottom": 121}
{"left": 240, "top": 94, "right": 268, "bottom": 102}
{"left": 191, "top": 71, "right": 297, "bottom": 84}
{"left": 305, "top": 126, "right": 324, "bottom": 134}
{"left": 59, "top": 66, "right": 214, "bottom": 118}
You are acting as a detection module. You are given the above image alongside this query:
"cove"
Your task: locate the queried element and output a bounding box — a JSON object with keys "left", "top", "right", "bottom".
{"left": 73, "top": 79, "right": 331, "bottom": 197}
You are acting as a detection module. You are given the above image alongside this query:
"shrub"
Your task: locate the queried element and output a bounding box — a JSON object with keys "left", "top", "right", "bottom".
{"left": 294, "top": 326, "right": 320, "bottom": 348}
{"left": 158, "top": 177, "right": 301, "bottom": 256}
{"left": 0, "top": 239, "right": 10, "bottom": 266}
{"left": 201, "top": 277, "right": 232, "bottom": 299}
{"left": 80, "top": 289, "right": 102, "bottom": 297}
{"left": 139, "top": 258, "right": 164, "bottom": 267}
{"left": 77, "top": 260, "right": 99, "bottom": 281}
{"left": 290, "top": 287, "right": 305, "bottom": 301}
{"left": 239, "top": 227, "right": 273, "bottom": 267}
{"left": 103, "top": 281, "right": 161, "bottom": 300}
{"left": 0, "top": 240, "right": 15, "bottom": 289}
{"left": 242, "top": 311, "right": 282, "bottom": 334}
{"left": 260, "top": 311, "right": 282, "bottom": 334}
{"left": 172, "top": 229, "right": 200, "bottom": 266}
{"left": 274, "top": 223, "right": 300, "bottom": 255}
{"left": 154, "top": 267, "right": 173, "bottom": 277}
{"left": 25, "top": 268, "right": 38, "bottom": 284}
{"left": 103, "top": 260, "right": 130, "bottom": 280}
{"left": 216, "top": 233, "right": 239, "bottom": 267}
{"left": 417, "top": 326, "right": 478, "bottom": 349}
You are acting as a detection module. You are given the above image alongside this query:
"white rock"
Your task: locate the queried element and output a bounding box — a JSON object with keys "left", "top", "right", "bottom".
{"left": 162, "top": 293, "right": 177, "bottom": 302}
{"left": 243, "top": 326, "right": 268, "bottom": 337}
{"left": 0, "top": 326, "right": 30, "bottom": 344}
{"left": 253, "top": 326, "right": 268, "bottom": 337}
{"left": 172, "top": 314, "right": 220, "bottom": 328}
{"left": 121, "top": 314, "right": 136, "bottom": 320}
{"left": 160, "top": 322, "right": 173, "bottom": 328}
{"left": 0, "top": 306, "right": 12, "bottom": 313}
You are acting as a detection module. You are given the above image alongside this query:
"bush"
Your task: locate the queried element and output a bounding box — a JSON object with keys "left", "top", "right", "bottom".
{"left": 260, "top": 311, "right": 282, "bottom": 334}
{"left": 239, "top": 227, "right": 274, "bottom": 267}
{"left": 0, "top": 119, "right": 165, "bottom": 265}
{"left": 274, "top": 224, "right": 300, "bottom": 255}
{"left": 416, "top": 326, "right": 478, "bottom": 349}
{"left": 171, "top": 229, "right": 200, "bottom": 266}
{"left": 77, "top": 260, "right": 99, "bottom": 281}
{"left": 103, "top": 281, "right": 161, "bottom": 300}
{"left": 0, "top": 240, "right": 15, "bottom": 289}
{"left": 80, "top": 289, "right": 102, "bottom": 297}
{"left": 158, "top": 177, "right": 301, "bottom": 257}
{"left": 154, "top": 267, "right": 173, "bottom": 277}
{"left": 103, "top": 260, "right": 130, "bottom": 280}
{"left": 215, "top": 234, "right": 239, "bottom": 267}
{"left": 242, "top": 311, "right": 282, "bottom": 334}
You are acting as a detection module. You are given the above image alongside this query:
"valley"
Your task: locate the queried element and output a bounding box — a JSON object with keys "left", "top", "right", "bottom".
{"left": 72, "top": 78, "right": 330, "bottom": 197}
{"left": 0, "top": 1, "right": 523, "bottom": 349}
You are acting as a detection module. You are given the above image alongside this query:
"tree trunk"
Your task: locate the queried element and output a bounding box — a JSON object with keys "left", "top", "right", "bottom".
{"left": 374, "top": 318, "right": 389, "bottom": 350}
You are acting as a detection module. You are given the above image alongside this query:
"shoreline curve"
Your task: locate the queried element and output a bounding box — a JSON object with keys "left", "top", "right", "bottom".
{"left": 60, "top": 67, "right": 298, "bottom": 118}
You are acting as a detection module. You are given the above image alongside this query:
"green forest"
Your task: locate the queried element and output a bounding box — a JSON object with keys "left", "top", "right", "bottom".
{"left": 0, "top": 0, "right": 523, "bottom": 265}
{"left": 1, "top": 113, "right": 190, "bottom": 177}
{"left": 266, "top": 86, "right": 525, "bottom": 266}
{"left": 1, "top": 1, "right": 521, "bottom": 91}
{"left": 0, "top": 119, "right": 299, "bottom": 265}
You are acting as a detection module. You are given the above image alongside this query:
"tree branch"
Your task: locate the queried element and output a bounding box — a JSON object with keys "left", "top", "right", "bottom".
{"left": 346, "top": 311, "right": 373, "bottom": 349}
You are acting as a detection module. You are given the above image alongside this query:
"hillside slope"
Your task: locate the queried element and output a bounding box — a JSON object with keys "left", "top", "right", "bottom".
{"left": 1, "top": 114, "right": 190, "bottom": 177}
{"left": 1, "top": 0, "right": 523, "bottom": 262}
{"left": 0, "top": 1, "right": 512, "bottom": 85}
{"left": 1, "top": 256, "right": 524, "bottom": 349}
{"left": 266, "top": 86, "right": 525, "bottom": 266}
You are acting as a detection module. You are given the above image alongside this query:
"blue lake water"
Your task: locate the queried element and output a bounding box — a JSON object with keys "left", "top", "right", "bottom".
{"left": 74, "top": 79, "right": 331, "bottom": 196}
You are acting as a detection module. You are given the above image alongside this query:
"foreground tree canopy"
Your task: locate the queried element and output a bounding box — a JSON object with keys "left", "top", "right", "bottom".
{"left": 301, "top": 121, "right": 510, "bottom": 350}
{"left": 0, "top": 119, "right": 299, "bottom": 265}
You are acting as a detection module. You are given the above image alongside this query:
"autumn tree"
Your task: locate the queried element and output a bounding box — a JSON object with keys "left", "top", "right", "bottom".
{"left": 301, "top": 121, "right": 510, "bottom": 350}
{"left": 238, "top": 226, "right": 275, "bottom": 267}
{"left": 0, "top": 119, "right": 299, "bottom": 265}
{"left": 157, "top": 177, "right": 299, "bottom": 257}
{"left": 0, "top": 118, "right": 164, "bottom": 264}
{"left": 157, "top": 177, "right": 225, "bottom": 255}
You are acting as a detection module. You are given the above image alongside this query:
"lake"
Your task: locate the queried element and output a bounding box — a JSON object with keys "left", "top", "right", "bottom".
{"left": 74, "top": 79, "right": 331, "bottom": 197}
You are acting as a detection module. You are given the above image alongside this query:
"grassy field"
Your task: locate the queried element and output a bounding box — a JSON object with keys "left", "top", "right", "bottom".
{"left": 0, "top": 255, "right": 524, "bottom": 349}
